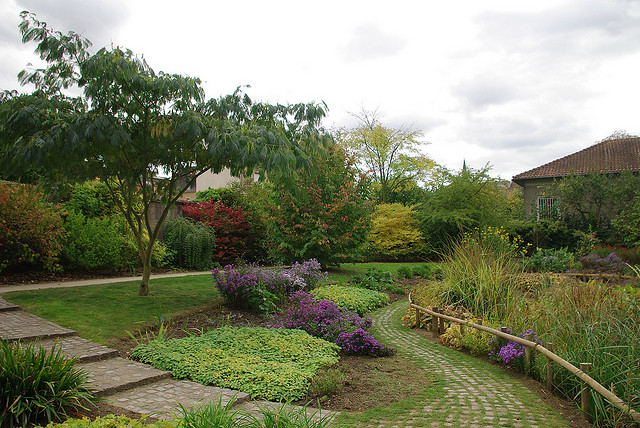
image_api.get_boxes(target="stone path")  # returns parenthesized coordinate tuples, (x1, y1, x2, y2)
(355, 300, 571, 428)
(0, 296, 337, 424)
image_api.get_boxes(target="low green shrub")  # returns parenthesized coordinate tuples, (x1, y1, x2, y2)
(412, 263, 443, 280)
(131, 327, 339, 402)
(396, 266, 412, 279)
(311, 285, 389, 316)
(351, 268, 404, 294)
(0, 340, 96, 428)
(162, 216, 215, 270)
(523, 248, 576, 273)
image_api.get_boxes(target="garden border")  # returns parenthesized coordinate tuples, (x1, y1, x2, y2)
(408, 294, 640, 423)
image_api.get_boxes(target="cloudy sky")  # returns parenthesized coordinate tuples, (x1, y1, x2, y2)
(2, 0, 640, 180)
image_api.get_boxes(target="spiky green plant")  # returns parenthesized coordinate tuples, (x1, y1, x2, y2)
(0, 340, 96, 427)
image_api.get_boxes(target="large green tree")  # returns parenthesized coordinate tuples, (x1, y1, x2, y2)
(340, 109, 436, 203)
(0, 12, 329, 295)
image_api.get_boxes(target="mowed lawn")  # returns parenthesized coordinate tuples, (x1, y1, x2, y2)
(2, 274, 218, 344)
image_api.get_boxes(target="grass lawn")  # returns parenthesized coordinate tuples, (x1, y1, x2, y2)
(2, 274, 218, 345)
(328, 262, 434, 283)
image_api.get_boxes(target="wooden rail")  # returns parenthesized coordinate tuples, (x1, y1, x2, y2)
(408, 297, 640, 423)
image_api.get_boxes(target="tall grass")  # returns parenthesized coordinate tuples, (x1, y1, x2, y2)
(437, 231, 523, 320)
(508, 279, 640, 425)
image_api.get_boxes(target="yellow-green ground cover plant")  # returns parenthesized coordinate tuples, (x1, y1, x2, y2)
(310, 284, 389, 316)
(131, 326, 339, 401)
(408, 226, 640, 426)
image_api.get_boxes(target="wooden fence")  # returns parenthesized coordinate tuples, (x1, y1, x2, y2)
(408, 297, 640, 423)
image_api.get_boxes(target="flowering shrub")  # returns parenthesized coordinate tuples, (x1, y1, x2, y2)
(489, 329, 539, 372)
(211, 260, 327, 314)
(579, 252, 628, 274)
(335, 328, 394, 357)
(266, 291, 393, 356)
(0, 182, 64, 273)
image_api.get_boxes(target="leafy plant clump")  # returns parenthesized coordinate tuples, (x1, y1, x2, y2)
(351, 268, 404, 293)
(42, 414, 174, 427)
(523, 247, 576, 273)
(311, 284, 389, 316)
(579, 252, 628, 274)
(0, 340, 96, 428)
(162, 216, 216, 270)
(131, 326, 339, 401)
(266, 291, 394, 356)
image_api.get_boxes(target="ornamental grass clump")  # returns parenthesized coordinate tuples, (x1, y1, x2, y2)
(439, 229, 522, 319)
(0, 340, 96, 428)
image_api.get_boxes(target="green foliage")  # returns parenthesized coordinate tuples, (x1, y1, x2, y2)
(396, 266, 413, 279)
(593, 245, 640, 265)
(367, 203, 425, 261)
(307, 368, 345, 399)
(340, 109, 436, 204)
(416, 165, 522, 255)
(268, 143, 374, 266)
(310, 285, 389, 316)
(612, 196, 640, 247)
(162, 216, 215, 270)
(523, 248, 576, 273)
(131, 327, 339, 402)
(351, 268, 404, 294)
(61, 211, 138, 271)
(0, 181, 65, 273)
(43, 415, 174, 427)
(173, 396, 239, 428)
(1, 13, 329, 295)
(242, 401, 335, 428)
(65, 180, 115, 218)
(0, 340, 96, 428)
(513, 219, 578, 251)
(410, 263, 443, 280)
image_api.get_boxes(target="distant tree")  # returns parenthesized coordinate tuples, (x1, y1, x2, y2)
(0, 12, 329, 295)
(416, 165, 520, 254)
(340, 109, 436, 203)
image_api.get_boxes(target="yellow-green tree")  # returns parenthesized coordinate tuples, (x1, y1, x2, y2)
(368, 203, 425, 261)
(340, 110, 436, 203)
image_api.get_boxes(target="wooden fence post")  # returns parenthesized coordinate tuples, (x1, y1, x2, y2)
(581, 363, 594, 423)
(415, 308, 422, 329)
(524, 333, 532, 375)
(500, 327, 509, 348)
(431, 307, 439, 338)
(546, 342, 554, 390)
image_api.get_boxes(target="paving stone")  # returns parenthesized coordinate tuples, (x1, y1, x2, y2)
(78, 357, 170, 396)
(0, 310, 75, 342)
(0, 297, 19, 312)
(107, 378, 250, 420)
(28, 336, 118, 362)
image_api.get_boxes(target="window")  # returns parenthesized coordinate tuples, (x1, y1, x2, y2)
(537, 197, 557, 220)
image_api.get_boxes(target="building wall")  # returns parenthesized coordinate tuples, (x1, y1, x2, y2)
(179, 168, 239, 201)
(519, 178, 554, 217)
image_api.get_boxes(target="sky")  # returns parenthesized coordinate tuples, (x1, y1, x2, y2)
(1, 0, 640, 181)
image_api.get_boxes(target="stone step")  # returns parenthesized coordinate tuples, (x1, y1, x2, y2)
(107, 378, 251, 420)
(239, 400, 340, 425)
(78, 357, 171, 397)
(0, 297, 20, 312)
(27, 336, 119, 363)
(0, 310, 75, 342)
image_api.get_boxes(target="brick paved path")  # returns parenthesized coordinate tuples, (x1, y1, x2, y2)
(0, 296, 336, 424)
(351, 300, 571, 428)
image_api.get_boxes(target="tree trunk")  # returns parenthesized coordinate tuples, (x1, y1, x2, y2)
(138, 249, 153, 296)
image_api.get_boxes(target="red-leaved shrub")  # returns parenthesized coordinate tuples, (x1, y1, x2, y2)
(0, 182, 65, 272)
(181, 199, 250, 262)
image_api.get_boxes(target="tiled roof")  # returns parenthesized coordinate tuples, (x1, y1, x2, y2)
(512, 136, 640, 183)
